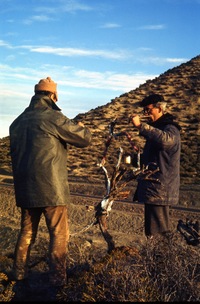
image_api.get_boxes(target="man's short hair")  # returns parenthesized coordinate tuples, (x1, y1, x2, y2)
(154, 101, 167, 112)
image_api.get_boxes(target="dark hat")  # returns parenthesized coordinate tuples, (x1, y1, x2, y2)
(140, 94, 164, 107)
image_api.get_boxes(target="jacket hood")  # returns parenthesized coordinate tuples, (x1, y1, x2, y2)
(28, 94, 61, 111)
(151, 113, 181, 131)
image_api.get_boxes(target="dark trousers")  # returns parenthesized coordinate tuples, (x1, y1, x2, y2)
(13, 206, 69, 286)
(144, 204, 170, 237)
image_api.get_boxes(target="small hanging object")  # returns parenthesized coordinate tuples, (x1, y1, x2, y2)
(124, 154, 131, 164)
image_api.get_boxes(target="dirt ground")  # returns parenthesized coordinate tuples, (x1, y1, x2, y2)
(0, 176, 200, 252)
(0, 176, 200, 301)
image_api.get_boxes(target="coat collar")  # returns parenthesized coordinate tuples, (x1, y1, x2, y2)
(28, 94, 61, 111)
(151, 113, 181, 131)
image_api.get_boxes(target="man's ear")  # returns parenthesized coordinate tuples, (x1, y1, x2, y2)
(50, 93, 58, 102)
(54, 92, 58, 101)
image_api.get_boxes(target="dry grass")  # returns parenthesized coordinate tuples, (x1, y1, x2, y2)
(0, 186, 199, 302)
(59, 236, 200, 302)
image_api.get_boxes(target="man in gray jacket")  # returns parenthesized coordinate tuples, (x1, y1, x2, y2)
(131, 94, 181, 238)
(9, 77, 92, 287)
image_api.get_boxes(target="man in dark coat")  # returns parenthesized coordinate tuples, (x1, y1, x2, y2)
(131, 94, 181, 238)
(9, 77, 92, 287)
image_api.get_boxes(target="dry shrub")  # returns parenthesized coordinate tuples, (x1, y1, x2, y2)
(0, 186, 199, 302)
(56, 234, 199, 302)
(0, 229, 199, 302)
(141, 233, 200, 302)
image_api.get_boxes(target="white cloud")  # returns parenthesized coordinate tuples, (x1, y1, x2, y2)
(0, 63, 156, 93)
(0, 40, 12, 48)
(100, 23, 121, 29)
(1, 38, 187, 67)
(29, 46, 130, 60)
(0, 39, 188, 66)
(23, 15, 55, 25)
(0, 39, 130, 60)
(71, 69, 156, 91)
(138, 56, 188, 65)
(35, 0, 93, 14)
(61, 0, 93, 12)
(165, 58, 187, 63)
(138, 24, 166, 30)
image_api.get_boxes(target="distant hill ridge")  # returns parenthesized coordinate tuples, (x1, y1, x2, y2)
(0, 55, 200, 184)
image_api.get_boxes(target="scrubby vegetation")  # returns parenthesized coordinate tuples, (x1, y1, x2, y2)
(0, 233, 199, 302)
(0, 187, 199, 302)
(55, 236, 200, 302)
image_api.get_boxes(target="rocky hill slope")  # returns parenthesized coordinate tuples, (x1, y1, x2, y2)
(72, 54, 200, 184)
(0, 55, 200, 185)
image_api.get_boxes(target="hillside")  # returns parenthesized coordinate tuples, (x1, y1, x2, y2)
(0, 55, 200, 186)
(72, 54, 200, 184)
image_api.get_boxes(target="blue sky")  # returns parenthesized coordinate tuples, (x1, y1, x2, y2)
(0, 0, 199, 138)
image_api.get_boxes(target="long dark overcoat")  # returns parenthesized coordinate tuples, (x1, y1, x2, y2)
(9, 94, 92, 208)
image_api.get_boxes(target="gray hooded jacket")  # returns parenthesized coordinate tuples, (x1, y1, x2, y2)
(9, 94, 92, 208)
